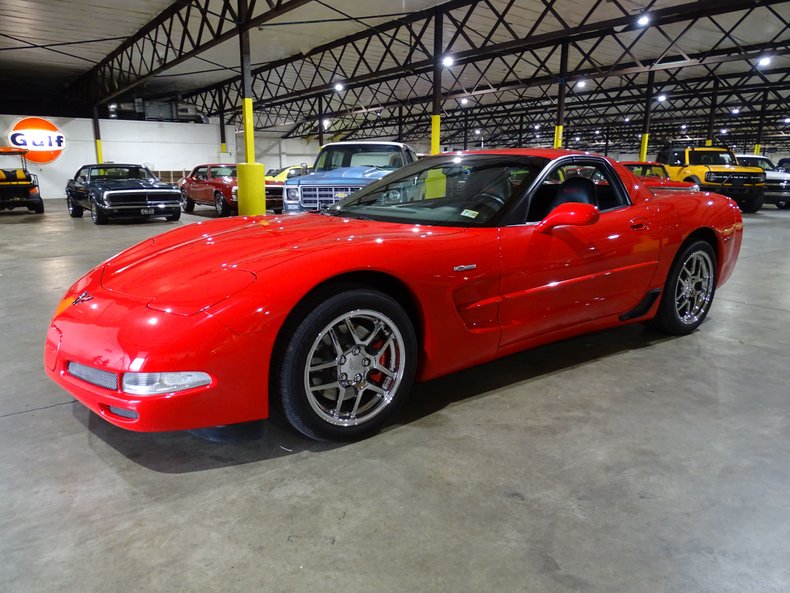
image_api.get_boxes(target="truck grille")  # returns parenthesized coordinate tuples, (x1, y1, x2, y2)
(705, 173, 764, 186)
(104, 189, 181, 208)
(299, 186, 363, 210)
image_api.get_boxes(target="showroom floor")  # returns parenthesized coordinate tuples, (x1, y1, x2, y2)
(1, 202, 788, 593)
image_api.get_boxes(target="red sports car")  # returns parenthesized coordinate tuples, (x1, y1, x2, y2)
(180, 163, 283, 216)
(620, 161, 699, 190)
(45, 149, 743, 441)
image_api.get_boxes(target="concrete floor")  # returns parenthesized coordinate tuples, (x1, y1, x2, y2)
(1, 201, 789, 593)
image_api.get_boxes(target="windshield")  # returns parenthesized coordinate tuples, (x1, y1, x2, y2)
(212, 166, 237, 177)
(325, 155, 545, 226)
(624, 164, 667, 178)
(738, 156, 775, 171)
(688, 150, 736, 166)
(89, 165, 157, 181)
(315, 145, 405, 172)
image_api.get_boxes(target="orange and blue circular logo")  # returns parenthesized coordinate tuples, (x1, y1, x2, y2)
(7, 117, 66, 164)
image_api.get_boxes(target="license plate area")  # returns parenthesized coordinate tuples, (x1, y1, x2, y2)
(140, 208, 155, 215)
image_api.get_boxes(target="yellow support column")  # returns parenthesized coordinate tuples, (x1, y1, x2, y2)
(237, 97, 267, 216)
(553, 125, 564, 149)
(95, 139, 103, 164)
(220, 142, 227, 153)
(705, 139, 713, 147)
(639, 133, 650, 162)
(753, 144, 761, 156)
(431, 114, 441, 155)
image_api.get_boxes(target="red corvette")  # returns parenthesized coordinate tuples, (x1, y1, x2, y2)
(621, 161, 699, 191)
(45, 149, 743, 441)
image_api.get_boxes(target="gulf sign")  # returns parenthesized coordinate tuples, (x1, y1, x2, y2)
(7, 117, 66, 164)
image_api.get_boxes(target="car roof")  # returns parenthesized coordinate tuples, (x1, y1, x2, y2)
(620, 161, 662, 166)
(321, 141, 410, 148)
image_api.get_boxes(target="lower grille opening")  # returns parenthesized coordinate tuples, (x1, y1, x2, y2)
(67, 361, 118, 390)
(108, 406, 139, 420)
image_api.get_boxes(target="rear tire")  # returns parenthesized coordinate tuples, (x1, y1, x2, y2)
(775, 199, 790, 210)
(31, 200, 44, 214)
(272, 287, 417, 441)
(215, 192, 231, 217)
(649, 240, 717, 335)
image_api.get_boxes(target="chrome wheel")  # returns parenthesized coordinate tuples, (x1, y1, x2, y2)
(674, 251, 714, 325)
(303, 309, 406, 427)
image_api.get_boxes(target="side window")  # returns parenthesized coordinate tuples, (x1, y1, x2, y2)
(671, 150, 683, 166)
(195, 167, 208, 180)
(75, 167, 89, 181)
(656, 149, 669, 164)
(527, 160, 629, 222)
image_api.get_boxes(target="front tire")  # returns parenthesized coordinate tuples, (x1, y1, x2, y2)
(215, 192, 231, 217)
(775, 198, 790, 210)
(650, 240, 717, 335)
(180, 191, 195, 213)
(67, 195, 83, 218)
(272, 288, 418, 441)
(90, 199, 108, 225)
(738, 194, 764, 213)
(166, 209, 181, 222)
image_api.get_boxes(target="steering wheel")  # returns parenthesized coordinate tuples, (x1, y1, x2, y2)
(468, 192, 505, 222)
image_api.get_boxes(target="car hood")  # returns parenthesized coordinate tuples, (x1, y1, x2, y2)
(701, 165, 763, 174)
(91, 179, 178, 192)
(99, 214, 462, 315)
(764, 170, 790, 182)
(284, 166, 393, 186)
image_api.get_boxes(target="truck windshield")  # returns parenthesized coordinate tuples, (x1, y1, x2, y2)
(315, 145, 404, 171)
(625, 164, 667, 178)
(325, 155, 545, 227)
(688, 151, 736, 166)
(738, 157, 776, 171)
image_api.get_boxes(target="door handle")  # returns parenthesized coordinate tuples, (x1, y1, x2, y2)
(629, 217, 649, 231)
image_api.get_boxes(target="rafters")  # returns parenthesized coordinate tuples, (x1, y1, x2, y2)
(71, 0, 315, 104)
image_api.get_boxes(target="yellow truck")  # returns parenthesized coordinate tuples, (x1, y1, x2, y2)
(655, 143, 765, 213)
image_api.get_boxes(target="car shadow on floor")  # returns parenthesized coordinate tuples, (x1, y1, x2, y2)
(77, 323, 674, 474)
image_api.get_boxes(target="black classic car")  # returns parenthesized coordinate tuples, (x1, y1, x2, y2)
(65, 163, 181, 225)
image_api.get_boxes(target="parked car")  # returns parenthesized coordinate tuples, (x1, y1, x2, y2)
(734, 154, 790, 209)
(620, 161, 699, 190)
(181, 163, 283, 215)
(655, 143, 765, 212)
(0, 147, 44, 214)
(265, 165, 311, 183)
(283, 141, 417, 212)
(65, 163, 181, 225)
(45, 149, 742, 441)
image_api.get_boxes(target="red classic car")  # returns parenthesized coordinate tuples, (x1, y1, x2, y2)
(620, 161, 699, 190)
(180, 163, 283, 216)
(45, 149, 743, 441)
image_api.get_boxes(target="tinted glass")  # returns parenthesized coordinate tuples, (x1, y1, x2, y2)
(688, 150, 736, 165)
(89, 166, 156, 180)
(325, 155, 544, 226)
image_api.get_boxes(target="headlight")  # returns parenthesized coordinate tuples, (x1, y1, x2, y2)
(286, 187, 300, 202)
(705, 172, 715, 182)
(122, 371, 211, 395)
(690, 184, 700, 191)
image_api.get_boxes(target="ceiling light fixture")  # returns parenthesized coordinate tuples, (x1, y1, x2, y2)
(442, 56, 454, 67)
(333, 82, 344, 92)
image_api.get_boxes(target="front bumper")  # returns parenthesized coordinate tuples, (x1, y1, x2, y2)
(700, 184, 763, 200)
(44, 285, 270, 432)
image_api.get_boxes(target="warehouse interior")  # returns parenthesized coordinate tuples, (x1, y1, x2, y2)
(1, 1, 789, 591)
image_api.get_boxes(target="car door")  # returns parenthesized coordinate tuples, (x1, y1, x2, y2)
(497, 157, 662, 348)
(70, 166, 91, 207)
(190, 166, 210, 203)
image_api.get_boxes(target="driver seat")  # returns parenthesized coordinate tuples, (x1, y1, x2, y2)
(545, 176, 598, 214)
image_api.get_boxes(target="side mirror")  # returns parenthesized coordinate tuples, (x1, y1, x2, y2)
(301, 162, 309, 176)
(536, 202, 600, 234)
